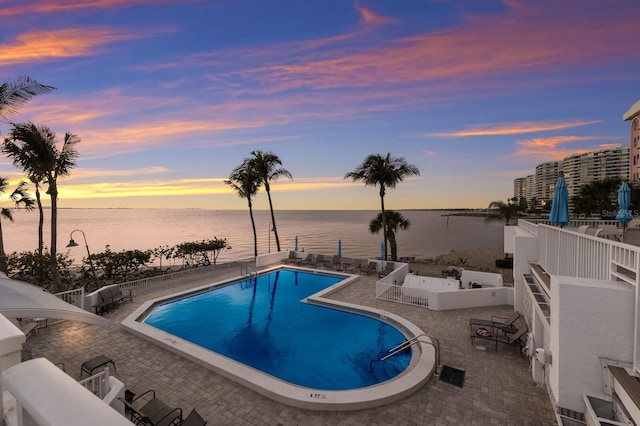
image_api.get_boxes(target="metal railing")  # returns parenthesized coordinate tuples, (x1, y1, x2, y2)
(115, 260, 251, 297)
(376, 282, 429, 307)
(370, 333, 440, 375)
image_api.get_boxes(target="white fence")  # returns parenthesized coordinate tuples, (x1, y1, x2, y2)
(78, 367, 110, 399)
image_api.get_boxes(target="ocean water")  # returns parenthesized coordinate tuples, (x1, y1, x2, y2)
(1, 209, 504, 263)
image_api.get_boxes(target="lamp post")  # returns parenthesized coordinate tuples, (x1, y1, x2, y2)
(268, 222, 272, 254)
(67, 229, 98, 286)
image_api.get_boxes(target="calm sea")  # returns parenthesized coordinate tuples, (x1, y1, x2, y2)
(2, 209, 504, 263)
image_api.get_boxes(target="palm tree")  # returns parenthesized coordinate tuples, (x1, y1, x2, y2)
(487, 200, 520, 225)
(226, 160, 262, 257)
(0, 179, 34, 273)
(247, 150, 292, 252)
(345, 153, 419, 259)
(571, 177, 622, 218)
(0, 77, 55, 122)
(3, 123, 79, 288)
(369, 211, 410, 261)
(2, 139, 47, 255)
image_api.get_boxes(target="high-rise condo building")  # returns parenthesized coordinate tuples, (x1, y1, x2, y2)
(624, 100, 640, 182)
(563, 145, 630, 202)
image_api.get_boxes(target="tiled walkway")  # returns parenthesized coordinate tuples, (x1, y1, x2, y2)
(25, 265, 557, 425)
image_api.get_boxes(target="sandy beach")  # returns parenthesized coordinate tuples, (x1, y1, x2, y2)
(408, 246, 513, 283)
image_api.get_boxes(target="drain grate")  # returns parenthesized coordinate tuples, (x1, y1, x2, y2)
(439, 365, 465, 388)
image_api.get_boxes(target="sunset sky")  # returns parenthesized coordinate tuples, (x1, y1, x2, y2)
(1, 0, 639, 210)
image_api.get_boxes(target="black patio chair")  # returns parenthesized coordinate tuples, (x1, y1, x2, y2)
(119, 389, 182, 426)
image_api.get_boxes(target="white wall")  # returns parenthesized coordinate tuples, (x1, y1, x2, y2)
(460, 270, 503, 288)
(549, 275, 634, 413)
(430, 287, 513, 310)
(511, 227, 538, 314)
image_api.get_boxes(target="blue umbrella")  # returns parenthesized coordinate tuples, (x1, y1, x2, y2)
(380, 241, 386, 260)
(294, 235, 298, 251)
(616, 182, 633, 231)
(549, 176, 569, 227)
(337, 240, 342, 257)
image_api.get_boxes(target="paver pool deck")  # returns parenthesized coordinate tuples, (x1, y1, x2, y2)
(24, 264, 557, 425)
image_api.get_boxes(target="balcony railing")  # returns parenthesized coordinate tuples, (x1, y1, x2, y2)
(520, 219, 640, 374)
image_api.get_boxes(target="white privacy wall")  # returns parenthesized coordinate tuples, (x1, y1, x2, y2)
(549, 275, 634, 412)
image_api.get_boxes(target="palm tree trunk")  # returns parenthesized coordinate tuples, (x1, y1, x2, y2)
(248, 198, 258, 257)
(265, 186, 281, 252)
(36, 185, 44, 255)
(0, 219, 7, 274)
(49, 181, 60, 289)
(379, 187, 388, 260)
(388, 231, 398, 261)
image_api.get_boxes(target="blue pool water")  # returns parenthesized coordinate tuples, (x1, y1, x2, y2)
(143, 269, 411, 390)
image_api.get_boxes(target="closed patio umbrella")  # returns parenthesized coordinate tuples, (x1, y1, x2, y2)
(294, 235, 298, 251)
(549, 175, 569, 228)
(337, 239, 342, 257)
(380, 241, 385, 260)
(616, 182, 633, 232)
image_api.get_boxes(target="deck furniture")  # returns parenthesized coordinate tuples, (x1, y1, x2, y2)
(378, 262, 394, 278)
(362, 262, 377, 275)
(331, 255, 343, 270)
(281, 251, 297, 264)
(181, 408, 207, 426)
(296, 253, 312, 264)
(120, 389, 182, 426)
(94, 285, 133, 314)
(468, 312, 520, 335)
(470, 326, 528, 354)
(81, 354, 116, 377)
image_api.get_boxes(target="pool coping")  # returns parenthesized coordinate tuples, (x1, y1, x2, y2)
(121, 265, 436, 411)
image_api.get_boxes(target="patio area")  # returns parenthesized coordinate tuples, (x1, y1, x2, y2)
(23, 264, 556, 425)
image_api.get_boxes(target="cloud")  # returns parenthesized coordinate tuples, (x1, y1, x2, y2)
(0, 0, 177, 17)
(512, 135, 620, 160)
(354, 4, 397, 26)
(212, 0, 637, 95)
(429, 120, 600, 137)
(0, 27, 165, 65)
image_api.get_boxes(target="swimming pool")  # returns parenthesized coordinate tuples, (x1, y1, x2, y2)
(142, 269, 409, 390)
(123, 266, 435, 410)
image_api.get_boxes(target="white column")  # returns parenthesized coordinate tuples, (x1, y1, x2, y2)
(0, 315, 26, 426)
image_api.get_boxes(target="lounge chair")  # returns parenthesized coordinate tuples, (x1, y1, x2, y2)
(470, 326, 528, 354)
(343, 259, 363, 273)
(330, 255, 342, 270)
(309, 254, 324, 267)
(296, 253, 311, 265)
(623, 228, 640, 246)
(281, 251, 297, 264)
(119, 390, 182, 426)
(181, 408, 207, 426)
(361, 261, 377, 275)
(468, 312, 520, 335)
(378, 262, 394, 278)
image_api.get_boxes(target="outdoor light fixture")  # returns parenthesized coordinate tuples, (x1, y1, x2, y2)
(67, 229, 98, 285)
